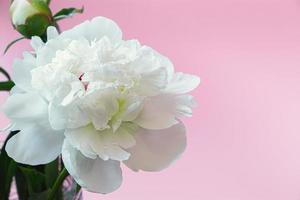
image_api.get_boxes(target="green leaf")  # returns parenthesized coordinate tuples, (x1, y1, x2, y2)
(53, 7, 84, 21)
(0, 67, 11, 81)
(15, 164, 47, 200)
(19, 166, 46, 194)
(45, 159, 59, 188)
(0, 81, 15, 91)
(76, 184, 81, 193)
(0, 131, 19, 200)
(15, 167, 29, 200)
(28, 189, 50, 200)
(3, 37, 26, 54)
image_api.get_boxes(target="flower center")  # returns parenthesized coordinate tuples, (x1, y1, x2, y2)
(78, 73, 88, 90)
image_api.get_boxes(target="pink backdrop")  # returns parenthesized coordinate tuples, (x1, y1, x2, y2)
(2, 0, 300, 199)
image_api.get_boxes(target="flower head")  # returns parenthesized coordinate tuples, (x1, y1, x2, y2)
(2, 17, 200, 193)
(10, 0, 53, 38)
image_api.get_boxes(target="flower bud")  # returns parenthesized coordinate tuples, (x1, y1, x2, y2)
(10, 0, 53, 38)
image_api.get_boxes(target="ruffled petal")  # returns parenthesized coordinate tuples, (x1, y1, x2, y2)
(83, 85, 119, 131)
(36, 37, 70, 66)
(60, 17, 122, 42)
(134, 67, 168, 96)
(132, 46, 174, 82)
(48, 82, 89, 130)
(124, 122, 186, 171)
(5, 124, 64, 165)
(62, 140, 123, 193)
(165, 72, 200, 94)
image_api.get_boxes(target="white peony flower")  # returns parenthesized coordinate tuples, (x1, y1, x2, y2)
(2, 17, 200, 193)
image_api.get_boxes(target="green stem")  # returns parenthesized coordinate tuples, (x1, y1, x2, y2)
(47, 168, 68, 200)
(76, 184, 81, 193)
(0, 81, 14, 91)
(0, 67, 11, 81)
(3, 37, 25, 55)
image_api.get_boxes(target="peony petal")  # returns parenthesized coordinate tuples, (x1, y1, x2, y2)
(47, 26, 59, 40)
(134, 95, 178, 130)
(62, 140, 123, 193)
(11, 54, 36, 91)
(165, 72, 200, 94)
(124, 122, 186, 171)
(48, 84, 90, 130)
(60, 17, 122, 42)
(83, 86, 119, 131)
(36, 38, 70, 66)
(49, 101, 90, 130)
(132, 46, 174, 82)
(10, 86, 24, 94)
(174, 95, 198, 117)
(134, 94, 197, 129)
(2, 92, 47, 120)
(30, 36, 44, 51)
(6, 124, 64, 165)
(122, 98, 144, 122)
(48, 102, 67, 130)
(64, 124, 134, 161)
(135, 67, 168, 96)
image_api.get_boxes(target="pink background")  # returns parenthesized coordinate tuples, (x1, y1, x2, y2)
(2, 0, 300, 199)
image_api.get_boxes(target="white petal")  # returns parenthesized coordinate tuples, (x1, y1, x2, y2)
(49, 96, 90, 130)
(60, 17, 122, 42)
(6, 124, 64, 165)
(22, 51, 35, 61)
(132, 46, 174, 82)
(61, 81, 85, 106)
(174, 95, 197, 117)
(134, 95, 178, 130)
(36, 38, 70, 66)
(65, 124, 134, 161)
(48, 102, 67, 130)
(124, 122, 186, 171)
(30, 36, 44, 51)
(159, 54, 174, 82)
(48, 84, 90, 130)
(165, 72, 200, 94)
(12, 54, 35, 91)
(47, 26, 59, 40)
(134, 94, 197, 129)
(113, 123, 137, 149)
(2, 92, 47, 120)
(83, 86, 119, 130)
(62, 140, 123, 193)
(135, 67, 168, 96)
(122, 98, 144, 122)
(10, 86, 24, 94)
